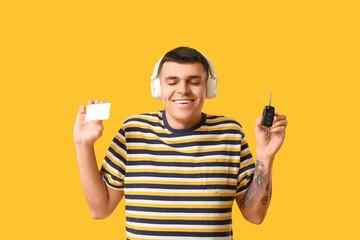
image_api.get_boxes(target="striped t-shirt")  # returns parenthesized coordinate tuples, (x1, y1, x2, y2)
(100, 110, 255, 240)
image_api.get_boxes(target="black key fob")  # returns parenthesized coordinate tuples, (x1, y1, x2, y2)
(262, 105, 275, 127)
(262, 93, 275, 127)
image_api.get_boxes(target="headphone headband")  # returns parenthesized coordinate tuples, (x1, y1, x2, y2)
(151, 51, 217, 80)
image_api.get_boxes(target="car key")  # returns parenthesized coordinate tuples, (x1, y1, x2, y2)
(262, 93, 275, 137)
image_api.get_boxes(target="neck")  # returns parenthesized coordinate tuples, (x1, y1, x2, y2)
(165, 111, 203, 130)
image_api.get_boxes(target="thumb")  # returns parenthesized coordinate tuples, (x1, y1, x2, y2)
(76, 105, 86, 121)
(255, 113, 264, 132)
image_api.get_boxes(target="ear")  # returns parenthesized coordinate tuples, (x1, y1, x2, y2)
(206, 77, 217, 99)
(151, 78, 162, 100)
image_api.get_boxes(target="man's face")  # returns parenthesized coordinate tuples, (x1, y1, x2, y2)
(160, 61, 207, 129)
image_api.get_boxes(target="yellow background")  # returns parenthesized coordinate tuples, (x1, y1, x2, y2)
(1, 0, 359, 239)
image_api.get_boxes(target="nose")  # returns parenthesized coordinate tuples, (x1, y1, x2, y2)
(177, 81, 190, 95)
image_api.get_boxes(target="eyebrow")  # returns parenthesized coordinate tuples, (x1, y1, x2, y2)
(165, 75, 202, 80)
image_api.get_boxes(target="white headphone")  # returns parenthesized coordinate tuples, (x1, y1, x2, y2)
(150, 51, 218, 100)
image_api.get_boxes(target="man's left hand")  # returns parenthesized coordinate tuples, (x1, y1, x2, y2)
(255, 110, 288, 160)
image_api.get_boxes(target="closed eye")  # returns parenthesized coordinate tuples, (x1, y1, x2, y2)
(190, 81, 200, 85)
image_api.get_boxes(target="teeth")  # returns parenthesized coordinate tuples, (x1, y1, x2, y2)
(174, 100, 192, 104)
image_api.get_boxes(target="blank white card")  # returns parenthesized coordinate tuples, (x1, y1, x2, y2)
(85, 103, 111, 121)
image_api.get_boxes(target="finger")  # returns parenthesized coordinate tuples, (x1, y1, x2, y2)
(79, 105, 85, 114)
(76, 105, 86, 121)
(94, 99, 100, 104)
(274, 115, 287, 122)
(275, 110, 279, 116)
(270, 126, 286, 133)
(255, 113, 263, 124)
(99, 100, 105, 104)
(272, 119, 288, 128)
(88, 99, 94, 105)
(255, 113, 264, 132)
(95, 119, 103, 125)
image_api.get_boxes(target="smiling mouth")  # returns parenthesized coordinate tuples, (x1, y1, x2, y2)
(172, 99, 195, 104)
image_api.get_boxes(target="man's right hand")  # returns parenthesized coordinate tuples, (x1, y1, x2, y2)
(73, 99, 105, 147)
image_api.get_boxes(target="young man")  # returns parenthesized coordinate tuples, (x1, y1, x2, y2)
(73, 47, 288, 239)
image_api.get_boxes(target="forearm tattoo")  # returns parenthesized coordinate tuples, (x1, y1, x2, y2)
(239, 160, 271, 209)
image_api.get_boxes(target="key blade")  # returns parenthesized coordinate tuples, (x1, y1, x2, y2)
(269, 92, 272, 106)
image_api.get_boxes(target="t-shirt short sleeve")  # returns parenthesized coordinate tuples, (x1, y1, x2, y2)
(99, 126, 127, 191)
(236, 129, 255, 196)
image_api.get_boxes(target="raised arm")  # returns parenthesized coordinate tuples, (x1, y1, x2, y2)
(73, 99, 123, 219)
(235, 110, 287, 224)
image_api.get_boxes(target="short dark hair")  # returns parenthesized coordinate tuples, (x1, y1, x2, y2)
(158, 46, 209, 78)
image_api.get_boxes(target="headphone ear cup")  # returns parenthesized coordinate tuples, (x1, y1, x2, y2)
(151, 78, 162, 100)
(206, 77, 217, 99)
